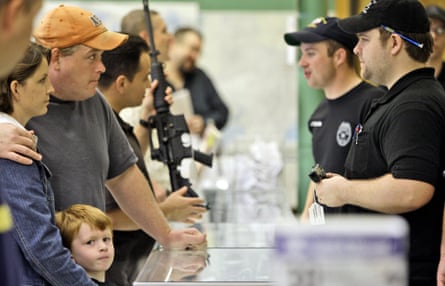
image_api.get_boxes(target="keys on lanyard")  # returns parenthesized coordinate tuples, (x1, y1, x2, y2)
(309, 190, 325, 225)
(308, 163, 326, 225)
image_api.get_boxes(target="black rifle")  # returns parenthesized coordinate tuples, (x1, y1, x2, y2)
(140, 0, 213, 200)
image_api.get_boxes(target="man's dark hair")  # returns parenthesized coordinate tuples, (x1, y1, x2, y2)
(99, 34, 150, 89)
(379, 28, 433, 63)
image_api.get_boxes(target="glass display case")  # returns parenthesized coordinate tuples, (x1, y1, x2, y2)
(134, 222, 279, 285)
(134, 187, 295, 285)
(134, 247, 274, 286)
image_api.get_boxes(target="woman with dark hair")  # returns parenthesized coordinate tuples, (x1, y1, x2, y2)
(0, 42, 97, 286)
(0, 42, 51, 123)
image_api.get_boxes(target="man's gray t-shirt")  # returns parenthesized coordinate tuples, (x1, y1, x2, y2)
(27, 91, 137, 211)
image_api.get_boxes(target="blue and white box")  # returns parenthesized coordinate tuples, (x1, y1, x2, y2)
(274, 215, 408, 286)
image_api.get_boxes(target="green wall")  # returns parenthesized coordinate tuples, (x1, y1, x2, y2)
(174, 0, 296, 10)
(53, 0, 297, 10)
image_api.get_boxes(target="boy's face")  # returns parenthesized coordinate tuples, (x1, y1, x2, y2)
(70, 222, 114, 276)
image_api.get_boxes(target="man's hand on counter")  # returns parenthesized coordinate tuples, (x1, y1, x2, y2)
(164, 227, 207, 250)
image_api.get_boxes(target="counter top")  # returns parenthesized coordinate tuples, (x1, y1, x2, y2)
(134, 247, 274, 286)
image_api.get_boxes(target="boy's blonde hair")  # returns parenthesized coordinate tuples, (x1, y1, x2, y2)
(55, 204, 113, 250)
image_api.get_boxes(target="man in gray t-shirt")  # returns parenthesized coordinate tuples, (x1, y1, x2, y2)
(25, 4, 205, 250)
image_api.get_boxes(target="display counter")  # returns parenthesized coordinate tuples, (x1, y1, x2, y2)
(133, 188, 408, 286)
(134, 247, 274, 286)
(134, 217, 409, 286)
(133, 222, 279, 286)
(134, 187, 295, 285)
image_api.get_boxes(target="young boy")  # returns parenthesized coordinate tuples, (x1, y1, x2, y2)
(56, 204, 115, 286)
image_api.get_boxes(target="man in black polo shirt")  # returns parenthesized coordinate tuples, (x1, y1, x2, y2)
(313, 1, 445, 286)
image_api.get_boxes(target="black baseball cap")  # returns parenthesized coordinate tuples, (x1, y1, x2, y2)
(338, 0, 430, 34)
(284, 16, 358, 52)
(426, 5, 445, 25)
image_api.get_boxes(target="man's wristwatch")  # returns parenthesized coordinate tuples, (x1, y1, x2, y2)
(139, 119, 149, 129)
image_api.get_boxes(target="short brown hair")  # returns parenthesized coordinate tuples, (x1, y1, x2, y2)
(326, 39, 355, 68)
(55, 204, 113, 250)
(121, 9, 159, 35)
(378, 27, 433, 63)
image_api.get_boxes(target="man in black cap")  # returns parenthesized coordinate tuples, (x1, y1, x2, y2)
(312, 1, 445, 286)
(283, 16, 384, 222)
(426, 5, 445, 88)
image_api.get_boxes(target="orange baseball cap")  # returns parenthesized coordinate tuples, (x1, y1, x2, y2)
(34, 4, 128, 50)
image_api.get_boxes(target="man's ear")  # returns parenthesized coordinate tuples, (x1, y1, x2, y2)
(50, 48, 61, 70)
(115, 74, 127, 94)
(334, 48, 347, 67)
(390, 34, 404, 55)
(139, 30, 149, 44)
(1, 0, 24, 35)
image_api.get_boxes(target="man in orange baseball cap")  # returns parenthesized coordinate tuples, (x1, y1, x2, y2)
(30, 2, 207, 257)
(33, 4, 128, 101)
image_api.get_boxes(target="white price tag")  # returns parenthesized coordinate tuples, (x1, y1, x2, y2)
(309, 200, 325, 225)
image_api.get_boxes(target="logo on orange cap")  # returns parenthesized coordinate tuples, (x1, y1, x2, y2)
(90, 14, 102, 27)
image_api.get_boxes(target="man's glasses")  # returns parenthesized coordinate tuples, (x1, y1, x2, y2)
(431, 26, 445, 36)
(380, 25, 424, 49)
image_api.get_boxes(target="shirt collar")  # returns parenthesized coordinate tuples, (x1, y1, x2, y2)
(365, 68, 435, 120)
(0, 112, 25, 130)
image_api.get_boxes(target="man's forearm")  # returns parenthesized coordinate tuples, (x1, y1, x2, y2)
(106, 164, 171, 246)
(106, 208, 140, 231)
(134, 123, 150, 155)
(342, 174, 434, 213)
